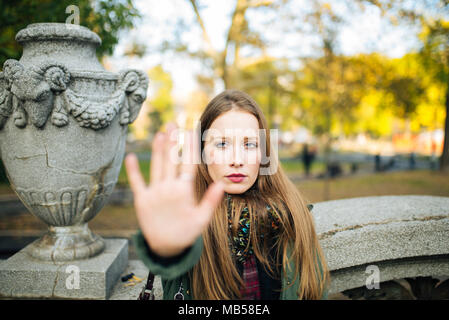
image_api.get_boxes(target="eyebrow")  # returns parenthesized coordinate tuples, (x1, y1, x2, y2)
(210, 136, 258, 140)
(209, 136, 259, 143)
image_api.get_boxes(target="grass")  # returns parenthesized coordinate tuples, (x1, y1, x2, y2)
(295, 169, 449, 204)
(117, 159, 150, 186)
(279, 160, 325, 175)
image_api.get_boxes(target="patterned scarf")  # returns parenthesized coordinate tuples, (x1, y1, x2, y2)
(226, 194, 281, 299)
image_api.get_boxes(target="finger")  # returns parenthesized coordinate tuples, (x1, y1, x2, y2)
(192, 124, 201, 165)
(163, 122, 179, 180)
(179, 130, 196, 178)
(196, 181, 225, 227)
(150, 132, 165, 185)
(125, 153, 146, 193)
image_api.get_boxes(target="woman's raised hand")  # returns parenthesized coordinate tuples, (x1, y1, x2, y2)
(125, 123, 224, 257)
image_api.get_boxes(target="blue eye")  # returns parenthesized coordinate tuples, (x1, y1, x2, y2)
(245, 142, 258, 148)
(215, 141, 228, 148)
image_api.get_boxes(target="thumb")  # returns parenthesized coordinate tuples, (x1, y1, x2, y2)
(196, 181, 225, 226)
(125, 153, 145, 193)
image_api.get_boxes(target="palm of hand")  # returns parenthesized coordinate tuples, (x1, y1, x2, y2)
(134, 180, 202, 255)
(125, 123, 224, 257)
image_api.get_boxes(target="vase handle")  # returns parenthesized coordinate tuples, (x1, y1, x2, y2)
(118, 69, 149, 125)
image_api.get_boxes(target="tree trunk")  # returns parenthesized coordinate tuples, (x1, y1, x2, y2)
(440, 80, 449, 172)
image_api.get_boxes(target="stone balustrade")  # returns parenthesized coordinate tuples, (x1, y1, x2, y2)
(313, 195, 449, 296)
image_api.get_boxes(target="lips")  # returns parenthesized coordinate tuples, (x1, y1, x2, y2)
(226, 174, 246, 178)
(226, 173, 246, 183)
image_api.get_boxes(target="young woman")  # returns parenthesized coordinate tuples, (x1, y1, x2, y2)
(125, 89, 330, 300)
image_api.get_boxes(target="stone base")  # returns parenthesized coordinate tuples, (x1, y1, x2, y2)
(27, 224, 106, 262)
(0, 238, 128, 299)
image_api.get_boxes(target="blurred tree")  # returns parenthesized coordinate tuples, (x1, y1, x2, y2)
(184, 89, 210, 129)
(144, 0, 447, 169)
(123, 41, 147, 58)
(152, 0, 291, 128)
(0, 0, 141, 67)
(231, 1, 366, 133)
(384, 52, 446, 133)
(182, 0, 278, 90)
(420, 20, 449, 170)
(289, 1, 348, 200)
(353, 88, 396, 137)
(351, 52, 445, 137)
(157, 0, 380, 135)
(294, 53, 383, 138)
(232, 57, 292, 129)
(385, 66, 425, 118)
(146, 65, 175, 136)
(363, 0, 449, 170)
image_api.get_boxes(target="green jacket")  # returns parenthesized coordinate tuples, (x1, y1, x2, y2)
(133, 230, 328, 300)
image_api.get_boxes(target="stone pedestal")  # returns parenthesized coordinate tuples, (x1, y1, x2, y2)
(0, 238, 128, 299)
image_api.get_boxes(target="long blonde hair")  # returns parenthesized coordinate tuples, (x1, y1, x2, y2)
(191, 89, 329, 299)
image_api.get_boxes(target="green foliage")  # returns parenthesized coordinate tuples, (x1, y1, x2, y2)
(212, 50, 445, 138)
(147, 65, 175, 134)
(362, 0, 449, 170)
(234, 52, 431, 138)
(232, 58, 292, 129)
(384, 55, 428, 119)
(0, 0, 141, 67)
(419, 20, 449, 170)
(419, 20, 449, 86)
(291, 53, 376, 137)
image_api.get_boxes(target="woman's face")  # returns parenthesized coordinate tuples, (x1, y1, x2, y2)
(203, 109, 261, 194)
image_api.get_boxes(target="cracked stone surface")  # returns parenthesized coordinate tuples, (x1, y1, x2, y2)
(312, 195, 449, 293)
(0, 115, 126, 231)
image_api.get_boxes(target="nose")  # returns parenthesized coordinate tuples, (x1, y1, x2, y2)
(230, 145, 244, 168)
(231, 160, 243, 168)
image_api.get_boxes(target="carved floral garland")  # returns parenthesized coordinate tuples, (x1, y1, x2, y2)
(0, 60, 148, 130)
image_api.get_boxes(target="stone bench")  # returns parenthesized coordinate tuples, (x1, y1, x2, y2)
(110, 195, 449, 299)
(314, 195, 449, 296)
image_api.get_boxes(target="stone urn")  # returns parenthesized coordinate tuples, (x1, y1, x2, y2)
(0, 23, 148, 261)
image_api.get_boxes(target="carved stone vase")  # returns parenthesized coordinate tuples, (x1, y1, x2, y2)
(0, 23, 148, 261)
